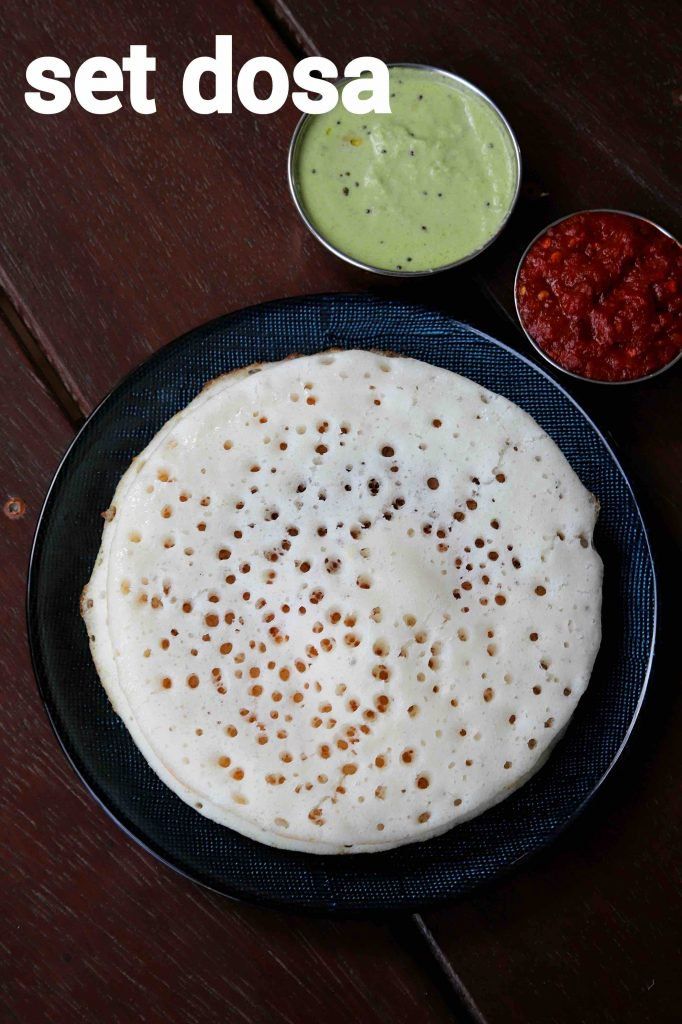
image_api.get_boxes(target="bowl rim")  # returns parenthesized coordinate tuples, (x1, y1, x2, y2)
(514, 208, 682, 385)
(287, 62, 522, 278)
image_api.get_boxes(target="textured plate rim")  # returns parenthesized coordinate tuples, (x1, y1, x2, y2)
(26, 293, 657, 912)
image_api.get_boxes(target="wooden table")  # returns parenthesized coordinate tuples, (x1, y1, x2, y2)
(1, 2, 679, 1021)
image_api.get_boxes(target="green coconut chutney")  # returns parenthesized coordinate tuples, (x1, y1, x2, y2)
(294, 66, 519, 271)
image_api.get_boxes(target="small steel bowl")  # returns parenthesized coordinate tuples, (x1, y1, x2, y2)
(288, 63, 522, 277)
(515, 209, 682, 385)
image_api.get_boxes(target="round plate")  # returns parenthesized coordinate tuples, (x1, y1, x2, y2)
(28, 294, 656, 911)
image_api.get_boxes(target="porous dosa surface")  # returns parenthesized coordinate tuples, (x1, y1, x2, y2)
(82, 350, 602, 853)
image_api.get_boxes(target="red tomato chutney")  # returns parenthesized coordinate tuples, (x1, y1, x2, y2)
(516, 211, 681, 381)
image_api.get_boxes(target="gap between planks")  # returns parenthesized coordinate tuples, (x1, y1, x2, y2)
(0, 289, 84, 428)
(411, 915, 488, 1024)
(253, 0, 317, 59)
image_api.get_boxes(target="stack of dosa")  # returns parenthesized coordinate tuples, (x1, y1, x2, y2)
(82, 351, 602, 853)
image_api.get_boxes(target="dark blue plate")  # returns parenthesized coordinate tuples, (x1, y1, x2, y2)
(27, 294, 656, 910)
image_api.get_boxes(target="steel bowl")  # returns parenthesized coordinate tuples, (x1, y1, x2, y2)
(287, 63, 522, 277)
(514, 209, 682, 385)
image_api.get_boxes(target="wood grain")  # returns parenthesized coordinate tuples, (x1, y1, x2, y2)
(0, 318, 460, 1023)
(2, 0, 680, 1020)
(0, 0, 480, 416)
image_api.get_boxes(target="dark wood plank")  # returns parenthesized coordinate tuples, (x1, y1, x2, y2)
(0, 322, 460, 1024)
(267, 0, 681, 321)
(267, 0, 678, 207)
(3, 0, 680, 1019)
(0, 0, 356, 413)
(0, 0, 494, 419)
(0, 0, 488, 418)
(261, 2, 682, 1021)
(0, 0, 495, 421)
